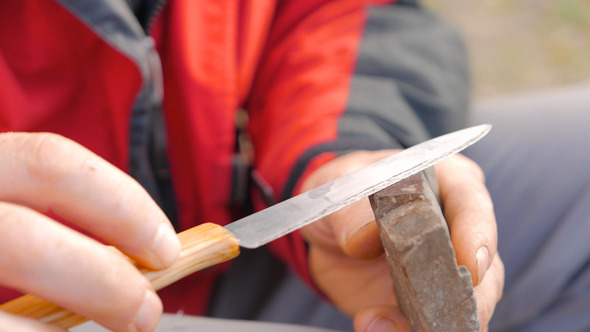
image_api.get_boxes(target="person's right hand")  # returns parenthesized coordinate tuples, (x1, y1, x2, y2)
(0, 132, 181, 332)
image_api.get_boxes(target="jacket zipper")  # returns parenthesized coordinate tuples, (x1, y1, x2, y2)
(146, 0, 168, 34)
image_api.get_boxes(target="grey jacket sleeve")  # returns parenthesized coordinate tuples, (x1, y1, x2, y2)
(282, 1, 471, 199)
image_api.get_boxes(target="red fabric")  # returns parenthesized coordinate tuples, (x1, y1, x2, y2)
(153, 0, 372, 313)
(0, 1, 140, 169)
(266, 151, 337, 297)
(0, 0, 141, 307)
(0, 0, 395, 316)
(245, 1, 368, 291)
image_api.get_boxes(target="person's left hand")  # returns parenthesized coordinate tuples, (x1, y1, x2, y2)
(299, 150, 504, 332)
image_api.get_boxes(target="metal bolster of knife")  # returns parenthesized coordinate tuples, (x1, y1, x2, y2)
(369, 168, 480, 332)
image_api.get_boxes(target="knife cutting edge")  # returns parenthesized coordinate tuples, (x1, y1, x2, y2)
(0, 124, 491, 328)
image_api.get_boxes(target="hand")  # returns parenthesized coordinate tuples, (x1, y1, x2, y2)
(300, 150, 504, 332)
(0, 133, 181, 331)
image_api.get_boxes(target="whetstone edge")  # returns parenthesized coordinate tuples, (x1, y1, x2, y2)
(369, 169, 480, 331)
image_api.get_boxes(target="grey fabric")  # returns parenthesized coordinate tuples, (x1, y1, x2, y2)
(74, 314, 344, 332)
(343, 3, 470, 147)
(463, 85, 590, 332)
(283, 2, 471, 198)
(207, 246, 354, 331)
(55, 0, 169, 213)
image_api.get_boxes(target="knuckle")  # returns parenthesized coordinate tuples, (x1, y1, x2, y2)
(31, 132, 69, 164)
(478, 299, 495, 328)
(445, 154, 486, 183)
(494, 255, 505, 301)
(24, 133, 76, 184)
(472, 184, 495, 213)
(460, 154, 486, 182)
(470, 163, 486, 183)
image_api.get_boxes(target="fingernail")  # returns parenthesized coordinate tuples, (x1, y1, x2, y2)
(152, 224, 181, 267)
(135, 290, 162, 332)
(368, 317, 399, 332)
(476, 246, 490, 285)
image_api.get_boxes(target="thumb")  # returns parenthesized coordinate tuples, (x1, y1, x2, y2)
(329, 198, 383, 259)
(354, 305, 410, 332)
(300, 197, 383, 259)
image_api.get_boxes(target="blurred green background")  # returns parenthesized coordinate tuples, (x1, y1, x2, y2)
(423, 0, 590, 100)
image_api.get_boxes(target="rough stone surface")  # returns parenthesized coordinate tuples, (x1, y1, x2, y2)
(369, 169, 480, 332)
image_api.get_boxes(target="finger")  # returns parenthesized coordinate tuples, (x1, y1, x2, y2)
(475, 254, 505, 331)
(300, 150, 399, 258)
(436, 155, 497, 286)
(301, 198, 381, 258)
(328, 199, 383, 259)
(308, 246, 396, 315)
(0, 132, 180, 269)
(354, 305, 410, 332)
(0, 310, 66, 332)
(0, 202, 162, 332)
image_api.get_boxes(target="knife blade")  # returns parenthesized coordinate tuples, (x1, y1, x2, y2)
(0, 124, 490, 328)
(227, 124, 490, 248)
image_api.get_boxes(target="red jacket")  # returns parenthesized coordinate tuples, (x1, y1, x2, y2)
(1, 0, 470, 317)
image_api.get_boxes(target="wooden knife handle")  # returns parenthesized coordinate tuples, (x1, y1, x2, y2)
(0, 222, 240, 328)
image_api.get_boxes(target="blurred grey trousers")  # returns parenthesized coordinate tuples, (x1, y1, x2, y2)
(208, 85, 590, 332)
(466, 85, 590, 332)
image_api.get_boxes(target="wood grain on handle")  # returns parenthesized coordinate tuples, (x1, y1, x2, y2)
(0, 222, 240, 328)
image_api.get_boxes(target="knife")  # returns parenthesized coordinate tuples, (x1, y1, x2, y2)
(0, 124, 490, 328)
